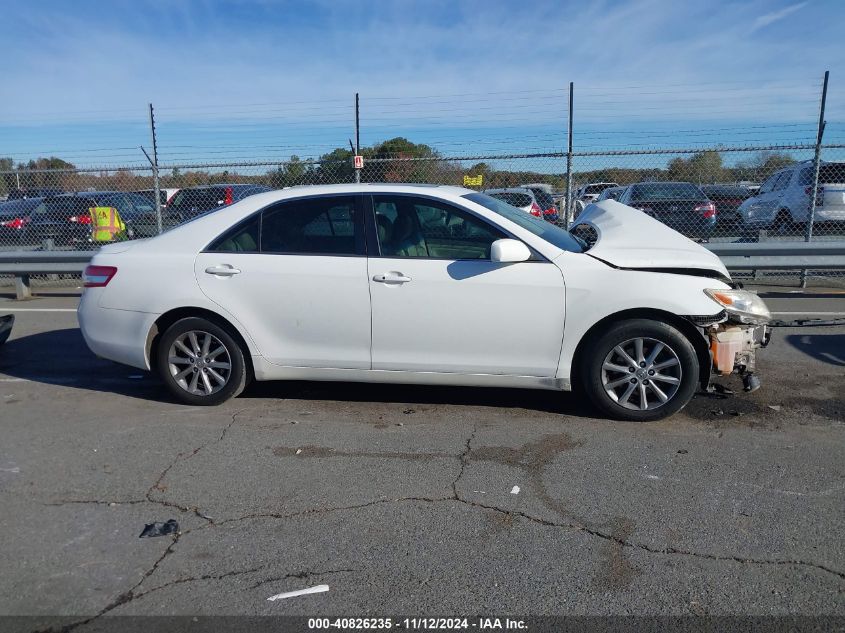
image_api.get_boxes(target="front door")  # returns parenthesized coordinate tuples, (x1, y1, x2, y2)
(195, 194, 371, 369)
(367, 194, 566, 376)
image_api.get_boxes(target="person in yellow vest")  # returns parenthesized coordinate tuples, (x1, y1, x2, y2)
(89, 206, 127, 243)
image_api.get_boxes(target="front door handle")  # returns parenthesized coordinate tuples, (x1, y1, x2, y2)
(373, 272, 412, 284)
(205, 265, 241, 276)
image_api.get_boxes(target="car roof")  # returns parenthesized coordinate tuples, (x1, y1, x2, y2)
(175, 183, 270, 190)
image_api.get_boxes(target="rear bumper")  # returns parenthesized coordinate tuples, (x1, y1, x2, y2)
(77, 292, 157, 370)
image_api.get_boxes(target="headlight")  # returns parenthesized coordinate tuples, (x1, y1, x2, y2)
(704, 289, 771, 324)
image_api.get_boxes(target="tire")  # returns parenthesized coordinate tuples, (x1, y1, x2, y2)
(580, 319, 699, 422)
(156, 317, 248, 406)
(772, 209, 794, 236)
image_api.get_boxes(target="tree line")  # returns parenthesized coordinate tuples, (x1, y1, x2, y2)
(1, 143, 798, 198)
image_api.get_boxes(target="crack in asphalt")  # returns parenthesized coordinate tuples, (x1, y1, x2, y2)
(144, 408, 247, 523)
(39, 414, 843, 630)
(451, 422, 478, 499)
(249, 568, 356, 590)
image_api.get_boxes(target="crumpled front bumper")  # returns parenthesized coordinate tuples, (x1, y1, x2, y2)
(709, 323, 770, 376)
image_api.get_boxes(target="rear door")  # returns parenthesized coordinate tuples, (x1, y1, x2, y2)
(367, 194, 565, 376)
(195, 194, 372, 369)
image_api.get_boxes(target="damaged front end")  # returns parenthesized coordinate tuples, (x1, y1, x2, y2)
(696, 289, 772, 393)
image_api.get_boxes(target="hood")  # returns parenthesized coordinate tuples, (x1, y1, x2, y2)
(574, 200, 730, 279)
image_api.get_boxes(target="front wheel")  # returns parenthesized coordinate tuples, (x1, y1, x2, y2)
(580, 319, 699, 421)
(156, 317, 248, 406)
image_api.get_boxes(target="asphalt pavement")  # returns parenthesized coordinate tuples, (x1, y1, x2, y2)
(0, 290, 843, 629)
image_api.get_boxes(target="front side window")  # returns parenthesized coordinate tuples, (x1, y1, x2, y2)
(261, 195, 363, 255)
(758, 172, 780, 194)
(373, 195, 505, 259)
(462, 192, 584, 253)
(773, 171, 792, 191)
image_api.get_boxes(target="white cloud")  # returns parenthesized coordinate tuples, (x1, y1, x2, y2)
(750, 1, 808, 32)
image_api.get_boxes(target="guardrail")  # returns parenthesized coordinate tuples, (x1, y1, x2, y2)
(704, 241, 845, 271)
(1, 243, 844, 300)
(0, 251, 95, 299)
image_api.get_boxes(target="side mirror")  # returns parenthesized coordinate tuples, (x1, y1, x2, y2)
(491, 238, 531, 263)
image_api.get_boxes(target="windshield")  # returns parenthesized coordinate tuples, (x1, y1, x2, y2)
(488, 192, 531, 207)
(462, 192, 584, 253)
(629, 183, 705, 201)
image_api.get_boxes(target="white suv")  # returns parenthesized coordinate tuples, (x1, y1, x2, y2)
(739, 161, 845, 234)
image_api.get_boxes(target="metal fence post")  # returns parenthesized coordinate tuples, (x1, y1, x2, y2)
(354, 93, 361, 184)
(148, 103, 163, 234)
(564, 82, 574, 227)
(801, 71, 829, 287)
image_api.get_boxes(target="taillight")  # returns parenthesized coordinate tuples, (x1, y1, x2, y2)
(0, 217, 27, 230)
(543, 207, 557, 216)
(530, 201, 542, 217)
(69, 215, 92, 224)
(83, 265, 118, 288)
(695, 202, 717, 219)
(224, 187, 234, 205)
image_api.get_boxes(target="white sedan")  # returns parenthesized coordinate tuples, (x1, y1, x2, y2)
(78, 185, 771, 421)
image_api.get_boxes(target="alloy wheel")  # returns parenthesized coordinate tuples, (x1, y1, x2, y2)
(167, 330, 232, 396)
(601, 337, 682, 411)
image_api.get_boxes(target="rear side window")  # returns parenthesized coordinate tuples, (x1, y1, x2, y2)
(261, 196, 363, 255)
(531, 189, 555, 209)
(208, 215, 261, 252)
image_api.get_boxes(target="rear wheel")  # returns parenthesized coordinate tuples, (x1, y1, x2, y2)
(156, 317, 248, 406)
(580, 319, 699, 421)
(772, 209, 795, 236)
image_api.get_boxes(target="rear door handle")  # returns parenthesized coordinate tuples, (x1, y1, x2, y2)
(373, 272, 412, 284)
(205, 265, 241, 276)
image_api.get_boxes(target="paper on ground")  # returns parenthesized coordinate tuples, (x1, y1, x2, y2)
(510, 485, 520, 494)
(267, 584, 329, 601)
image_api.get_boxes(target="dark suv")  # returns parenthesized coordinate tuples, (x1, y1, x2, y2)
(128, 184, 272, 236)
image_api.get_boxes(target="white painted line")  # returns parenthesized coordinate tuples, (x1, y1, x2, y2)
(0, 308, 77, 312)
(267, 584, 329, 601)
(771, 311, 845, 316)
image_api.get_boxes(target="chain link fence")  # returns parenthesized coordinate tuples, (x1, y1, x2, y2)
(1, 144, 844, 288)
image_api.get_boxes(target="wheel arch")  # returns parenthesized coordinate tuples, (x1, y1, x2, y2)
(146, 306, 255, 379)
(570, 308, 711, 391)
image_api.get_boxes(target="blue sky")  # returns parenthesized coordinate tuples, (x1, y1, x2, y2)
(1, 0, 843, 169)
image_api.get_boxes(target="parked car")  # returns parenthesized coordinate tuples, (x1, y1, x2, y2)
(24, 192, 156, 247)
(738, 161, 845, 235)
(128, 184, 273, 237)
(521, 185, 560, 223)
(134, 188, 181, 208)
(0, 197, 44, 244)
(700, 185, 755, 231)
(576, 182, 619, 205)
(6, 187, 64, 200)
(166, 184, 272, 220)
(78, 184, 770, 421)
(483, 187, 557, 223)
(0, 314, 13, 346)
(616, 182, 716, 239)
(596, 186, 626, 202)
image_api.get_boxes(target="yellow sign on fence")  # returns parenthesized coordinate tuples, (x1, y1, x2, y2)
(463, 174, 483, 187)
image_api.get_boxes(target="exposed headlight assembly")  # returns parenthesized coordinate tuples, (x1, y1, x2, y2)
(704, 289, 771, 325)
